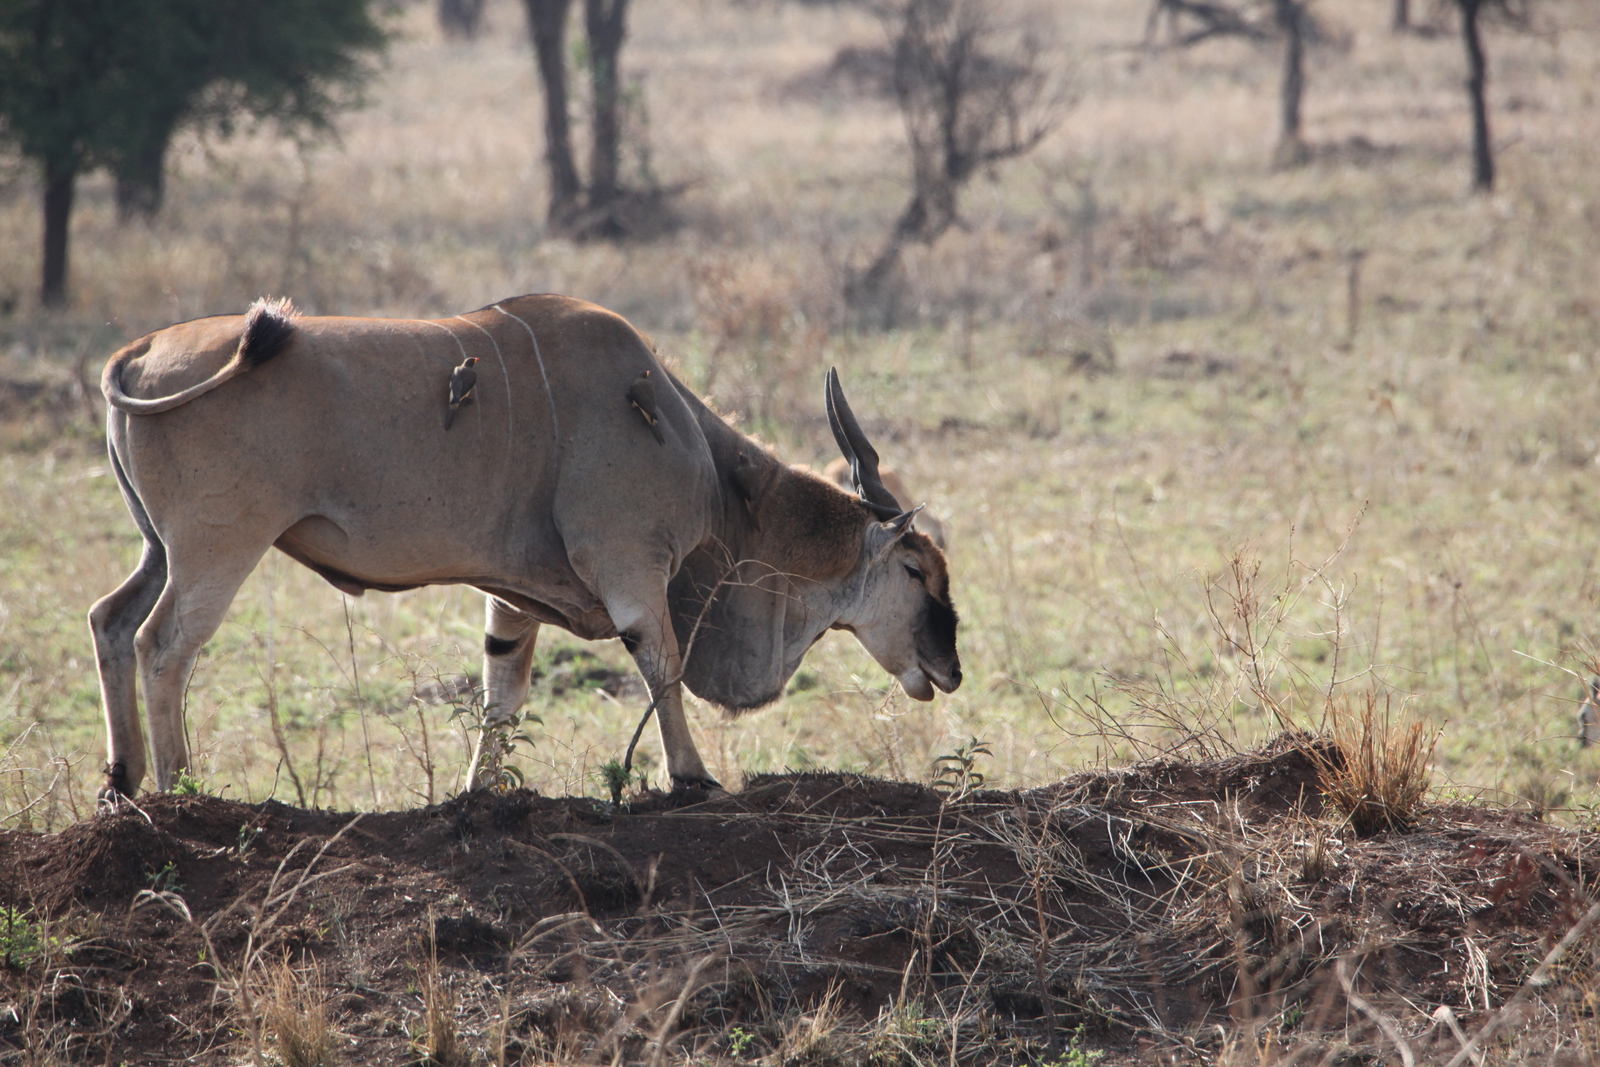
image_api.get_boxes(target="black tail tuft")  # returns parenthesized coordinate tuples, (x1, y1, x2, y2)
(238, 296, 299, 368)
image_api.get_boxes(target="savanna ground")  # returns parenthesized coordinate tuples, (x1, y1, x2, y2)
(2, 0, 1600, 1061)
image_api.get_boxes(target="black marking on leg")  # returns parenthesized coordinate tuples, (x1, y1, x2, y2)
(103, 760, 132, 798)
(485, 634, 521, 657)
(619, 631, 640, 655)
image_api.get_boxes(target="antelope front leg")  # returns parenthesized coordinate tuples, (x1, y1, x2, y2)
(645, 675, 718, 791)
(607, 596, 719, 791)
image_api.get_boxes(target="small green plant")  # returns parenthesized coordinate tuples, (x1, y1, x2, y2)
(932, 737, 992, 797)
(598, 758, 634, 807)
(1043, 1025, 1104, 1067)
(787, 669, 820, 694)
(236, 822, 263, 861)
(728, 1025, 758, 1057)
(0, 906, 45, 968)
(172, 769, 207, 796)
(450, 691, 542, 791)
(147, 861, 183, 894)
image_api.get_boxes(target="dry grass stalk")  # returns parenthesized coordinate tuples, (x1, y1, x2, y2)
(262, 956, 338, 1067)
(1298, 826, 1327, 884)
(772, 981, 848, 1065)
(415, 923, 466, 1067)
(1317, 691, 1436, 836)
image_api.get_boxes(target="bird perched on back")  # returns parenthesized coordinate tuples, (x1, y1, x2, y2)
(445, 356, 479, 429)
(1580, 676, 1600, 748)
(627, 370, 665, 444)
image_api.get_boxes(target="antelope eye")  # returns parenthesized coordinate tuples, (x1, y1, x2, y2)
(903, 563, 924, 582)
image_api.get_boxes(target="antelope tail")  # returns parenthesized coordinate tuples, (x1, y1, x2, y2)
(102, 297, 298, 415)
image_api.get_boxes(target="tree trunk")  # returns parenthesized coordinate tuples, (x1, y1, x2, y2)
(1273, 0, 1308, 167)
(114, 124, 171, 222)
(1392, 0, 1409, 32)
(584, 0, 629, 234)
(850, 185, 942, 325)
(1459, 0, 1493, 191)
(41, 160, 76, 309)
(522, 0, 582, 227)
(851, 233, 907, 329)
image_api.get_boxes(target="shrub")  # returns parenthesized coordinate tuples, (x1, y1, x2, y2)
(0, 906, 45, 967)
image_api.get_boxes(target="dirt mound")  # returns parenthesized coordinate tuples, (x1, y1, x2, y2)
(0, 739, 1593, 1064)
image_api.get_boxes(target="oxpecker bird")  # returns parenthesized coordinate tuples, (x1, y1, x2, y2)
(628, 370, 665, 444)
(1580, 677, 1600, 748)
(445, 356, 479, 429)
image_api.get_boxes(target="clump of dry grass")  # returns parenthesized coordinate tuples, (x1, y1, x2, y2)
(865, 998, 948, 1066)
(415, 928, 467, 1067)
(261, 956, 339, 1067)
(1316, 691, 1436, 836)
(770, 982, 850, 1065)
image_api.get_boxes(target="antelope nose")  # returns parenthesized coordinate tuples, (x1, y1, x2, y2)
(950, 664, 962, 686)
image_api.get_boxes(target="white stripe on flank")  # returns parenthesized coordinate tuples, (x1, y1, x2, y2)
(418, 318, 470, 365)
(454, 315, 514, 451)
(491, 304, 561, 452)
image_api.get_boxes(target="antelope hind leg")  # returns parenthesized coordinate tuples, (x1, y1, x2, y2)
(89, 536, 167, 798)
(133, 536, 272, 792)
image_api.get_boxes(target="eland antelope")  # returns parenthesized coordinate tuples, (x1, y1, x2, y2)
(90, 295, 961, 797)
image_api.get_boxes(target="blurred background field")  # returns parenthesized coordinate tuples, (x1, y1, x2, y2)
(2, 0, 1599, 824)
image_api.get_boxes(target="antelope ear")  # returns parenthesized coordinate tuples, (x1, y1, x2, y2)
(887, 506, 923, 536)
(872, 506, 924, 558)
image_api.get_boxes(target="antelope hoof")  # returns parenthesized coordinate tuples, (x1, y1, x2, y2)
(670, 774, 722, 793)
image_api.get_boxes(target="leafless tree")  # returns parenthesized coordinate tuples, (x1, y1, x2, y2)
(521, 0, 668, 238)
(1450, 0, 1532, 192)
(1273, 0, 1309, 165)
(1144, 0, 1324, 168)
(850, 0, 1062, 320)
(1458, 0, 1494, 190)
(584, 0, 628, 234)
(523, 0, 584, 228)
